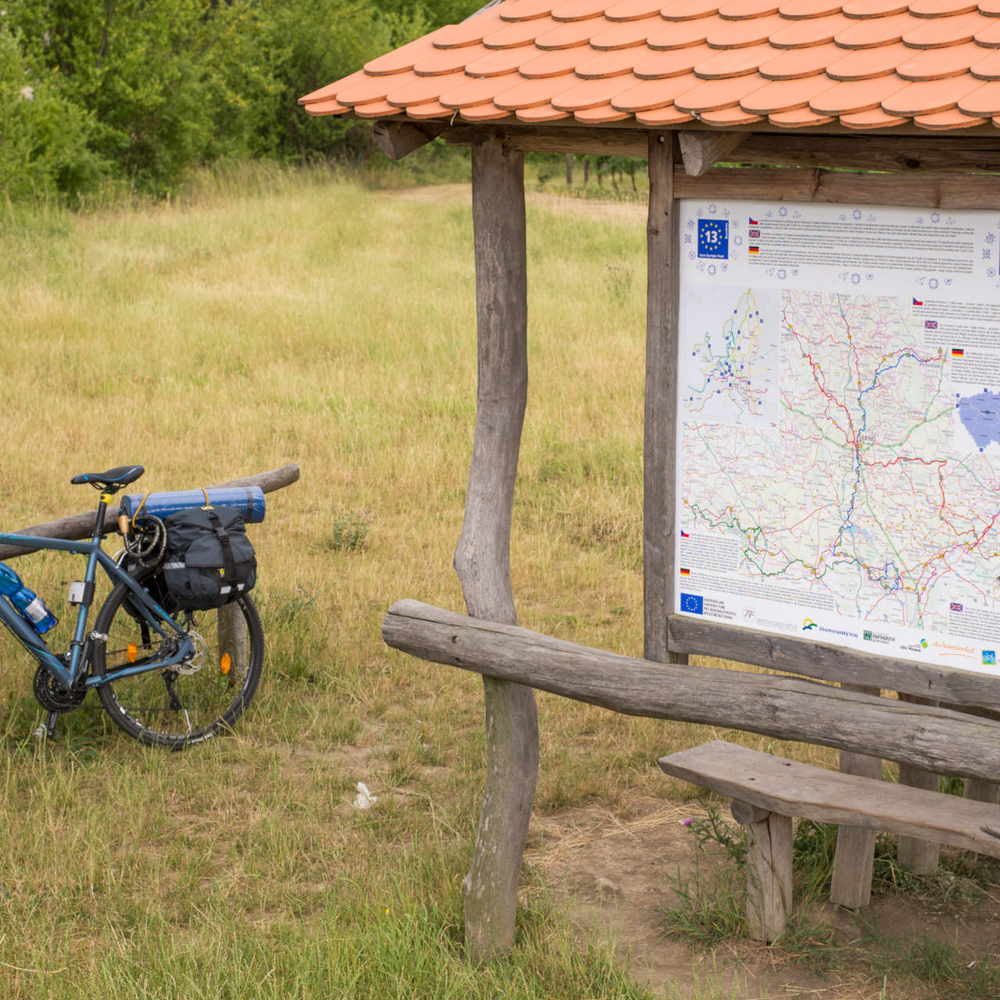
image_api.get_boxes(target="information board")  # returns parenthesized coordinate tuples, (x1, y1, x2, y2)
(675, 200, 1000, 676)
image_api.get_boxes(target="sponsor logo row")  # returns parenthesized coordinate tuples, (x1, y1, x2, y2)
(679, 593, 997, 667)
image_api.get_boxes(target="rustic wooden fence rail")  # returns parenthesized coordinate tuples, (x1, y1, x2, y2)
(0, 464, 300, 562)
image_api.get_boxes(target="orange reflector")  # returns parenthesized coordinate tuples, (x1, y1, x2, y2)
(220, 653, 231, 675)
(127, 642, 138, 663)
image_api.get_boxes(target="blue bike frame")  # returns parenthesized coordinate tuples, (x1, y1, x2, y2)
(0, 500, 192, 689)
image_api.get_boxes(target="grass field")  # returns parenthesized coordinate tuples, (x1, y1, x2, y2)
(0, 163, 996, 999)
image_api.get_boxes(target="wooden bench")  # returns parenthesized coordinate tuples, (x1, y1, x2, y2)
(659, 740, 1000, 942)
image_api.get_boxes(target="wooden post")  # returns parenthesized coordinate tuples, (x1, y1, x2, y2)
(645, 132, 686, 666)
(830, 683, 882, 908)
(964, 778, 999, 805)
(454, 130, 538, 963)
(897, 693, 941, 874)
(732, 800, 793, 942)
(218, 602, 248, 687)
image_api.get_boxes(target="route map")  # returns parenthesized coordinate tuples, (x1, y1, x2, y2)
(676, 201, 1000, 675)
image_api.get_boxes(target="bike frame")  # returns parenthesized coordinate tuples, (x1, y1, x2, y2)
(0, 494, 192, 690)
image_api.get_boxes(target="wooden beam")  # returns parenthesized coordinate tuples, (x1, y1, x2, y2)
(674, 165, 1000, 209)
(437, 124, 1000, 173)
(382, 600, 1000, 783)
(455, 131, 538, 964)
(679, 131, 745, 176)
(644, 133, 685, 664)
(372, 121, 444, 161)
(896, 692, 942, 874)
(0, 464, 300, 561)
(668, 615, 1000, 711)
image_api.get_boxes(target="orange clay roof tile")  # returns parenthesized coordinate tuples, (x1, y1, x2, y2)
(809, 72, 909, 109)
(698, 104, 766, 120)
(897, 39, 984, 76)
(634, 41, 714, 73)
(611, 69, 701, 106)
(826, 41, 908, 78)
(902, 12, 988, 46)
(647, 19, 716, 45)
(660, 0, 722, 19)
(460, 102, 514, 119)
(841, 0, 909, 15)
(740, 70, 842, 108)
(956, 75, 1000, 107)
(770, 12, 853, 44)
(552, 73, 644, 106)
(717, 0, 782, 17)
(768, 105, 836, 121)
(908, 0, 980, 16)
(405, 100, 453, 118)
(353, 99, 404, 118)
(498, 0, 557, 18)
(706, 13, 786, 45)
(881, 72, 986, 112)
(634, 104, 697, 121)
(975, 17, 1000, 41)
(433, 12, 506, 47)
(591, 14, 667, 46)
(440, 71, 522, 107)
(535, 16, 608, 46)
(674, 72, 769, 109)
(576, 45, 653, 75)
(915, 107, 987, 123)
(552, 0, 611, 18)
(494, 71, 579, 106)
(414, 43, 489, 75)
(605, 0, 666, 17)
(302, 0, 1000, 132)
(302, 97, 349, 116)
(839, 106, 910, 123)
(520, 44, 593, 74)
(574, 100, 633, 117)
(516, 101, 573, 118)
(759, 40, 841, 76)
(386, 70, 465, 107)
(779, 0, 844, 15)
(972, 48, 1000, 75)
(833, 10, 913, 45)
(695, 41, 777, 75)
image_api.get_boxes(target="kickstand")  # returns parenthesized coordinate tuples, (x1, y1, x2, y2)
(45, 711, 59, 739)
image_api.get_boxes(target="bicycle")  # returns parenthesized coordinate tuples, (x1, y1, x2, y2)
(0, 465, 264, 749)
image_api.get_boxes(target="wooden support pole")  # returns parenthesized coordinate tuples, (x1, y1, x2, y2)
(455, 130, 538, 964)
(830, 684, 882, 909)
(739, 805, 793, 942)
(382, 601, 1000, 784)
(965, 778, 999, 805)
(896, 693, 942, 874)
(645, 132, 686, 666)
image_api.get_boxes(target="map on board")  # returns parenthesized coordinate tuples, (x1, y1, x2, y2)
(676, 201, 1000, 676)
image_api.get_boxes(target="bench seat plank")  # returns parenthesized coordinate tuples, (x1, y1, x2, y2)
(659, 741, 1000, 859)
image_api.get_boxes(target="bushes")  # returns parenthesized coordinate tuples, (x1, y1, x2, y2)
(0, 0, 449, 201)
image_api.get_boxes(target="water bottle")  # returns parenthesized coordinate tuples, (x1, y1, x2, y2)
(0, 561, 58, 634)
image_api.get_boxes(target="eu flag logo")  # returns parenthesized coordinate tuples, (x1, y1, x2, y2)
(697, 219, 729, 260)
(680, 593, 704, 615)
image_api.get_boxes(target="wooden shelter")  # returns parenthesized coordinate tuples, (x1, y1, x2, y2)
(302, 0, 1000, 961)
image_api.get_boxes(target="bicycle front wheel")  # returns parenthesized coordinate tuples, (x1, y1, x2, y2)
(92, 580, 264, 749)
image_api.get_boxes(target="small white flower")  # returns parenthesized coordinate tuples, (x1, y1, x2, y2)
(20, 85, 34, 101)
(353, 781, 377, 810)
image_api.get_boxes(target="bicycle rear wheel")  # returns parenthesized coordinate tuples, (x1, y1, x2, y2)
(92, 577, 264, 749)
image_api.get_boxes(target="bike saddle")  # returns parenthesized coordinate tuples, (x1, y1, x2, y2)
(70, 465, 145, 492)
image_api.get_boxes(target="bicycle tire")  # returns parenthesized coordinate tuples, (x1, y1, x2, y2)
(92, 574, 264, 749)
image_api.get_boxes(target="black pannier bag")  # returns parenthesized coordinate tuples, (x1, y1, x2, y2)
(158, 506, 257, 611)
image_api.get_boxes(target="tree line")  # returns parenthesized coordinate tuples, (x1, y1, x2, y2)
(2, 0, 473, 201)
